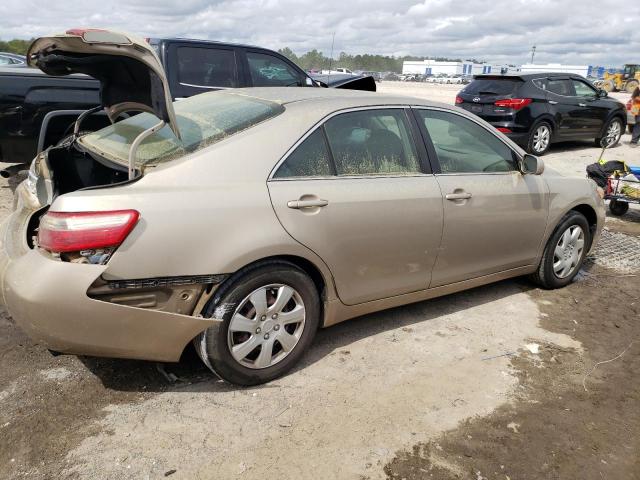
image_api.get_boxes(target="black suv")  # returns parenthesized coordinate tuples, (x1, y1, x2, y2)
(456, 73, 627, 155)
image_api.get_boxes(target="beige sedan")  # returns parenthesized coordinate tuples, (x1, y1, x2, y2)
(0, 30, 604, 385)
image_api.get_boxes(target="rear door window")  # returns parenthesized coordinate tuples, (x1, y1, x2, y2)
(546, 79, 575, 96)
(462, 79, 521, 96)
(176, 46, 238, 89)
(324, 109, 420, 176)
(246, 52, 304, 87)
(274, 129, 333, 178)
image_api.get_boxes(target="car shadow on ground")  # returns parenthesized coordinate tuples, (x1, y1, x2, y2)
(80, 277, 536, 394)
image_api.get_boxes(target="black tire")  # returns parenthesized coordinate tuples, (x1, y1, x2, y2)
(625, 80, 639, 94)
(600, 79, 615, 92)
(526, 121, 553, 155)
(609, 199, 629, 216)
(530, 211, 591, 289)
(595, 117, 623, 148)
(195, 261, 320, 386)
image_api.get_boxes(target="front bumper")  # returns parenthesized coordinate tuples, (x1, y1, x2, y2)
(0, 186, 217, 362)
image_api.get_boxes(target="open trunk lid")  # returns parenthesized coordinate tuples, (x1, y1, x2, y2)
(27, 29, 181, 139)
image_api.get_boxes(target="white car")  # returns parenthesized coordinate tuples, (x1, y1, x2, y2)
(446, 75, 465, 84)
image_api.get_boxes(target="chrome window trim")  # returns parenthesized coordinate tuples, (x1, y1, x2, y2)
(268, 105, 430, 181)
(411, 105, 525, 173)
(178, 82, 232, 90)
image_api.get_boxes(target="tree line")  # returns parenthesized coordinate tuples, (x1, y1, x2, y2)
(278, 48, 485, 73)
(0, 39, 33, 55)
(0, 38, 483, 73)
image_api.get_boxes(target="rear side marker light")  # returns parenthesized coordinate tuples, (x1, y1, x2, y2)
(38, 210, 140, 253)
(494, 98, 532, 110)
(496, 127, 512, 133)
(455, 95, 464, 104)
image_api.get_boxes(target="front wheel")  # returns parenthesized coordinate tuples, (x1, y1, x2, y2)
(530, 211, 591, 289)
(595, 117, 623, 148)
(195, 261, 320, 386)
(527, 122, 552, 155)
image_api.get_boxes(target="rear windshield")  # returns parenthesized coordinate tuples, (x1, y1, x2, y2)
(463, 78, 522, 95)
(79, 92, 284, 167)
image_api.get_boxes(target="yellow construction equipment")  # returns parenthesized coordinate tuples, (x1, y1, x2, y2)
(601, 64, 640, 93)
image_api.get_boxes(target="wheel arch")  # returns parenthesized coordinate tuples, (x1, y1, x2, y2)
(212, 254, 332, 326)
(597, 112, 627, 139)
(570, 203, 598, 243)
(533, 115, 557, 136)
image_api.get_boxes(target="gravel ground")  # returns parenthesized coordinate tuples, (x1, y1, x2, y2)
(1, 82, 639, 480)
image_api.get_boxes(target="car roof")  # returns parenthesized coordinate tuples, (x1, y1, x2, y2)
(474, 72, 586, 81)
(150, 37, 282, 52)
(216, 87, 449, 109)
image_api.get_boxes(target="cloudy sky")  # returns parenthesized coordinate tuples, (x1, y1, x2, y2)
(2, 0, 638, 66)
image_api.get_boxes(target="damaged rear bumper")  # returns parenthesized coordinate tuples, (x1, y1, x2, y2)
(0, 189, 219, 362)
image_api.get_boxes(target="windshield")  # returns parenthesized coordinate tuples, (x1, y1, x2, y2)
(79, 92, 284, 167)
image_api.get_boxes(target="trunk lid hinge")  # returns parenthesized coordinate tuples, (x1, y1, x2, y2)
(128, 120, 165, 180)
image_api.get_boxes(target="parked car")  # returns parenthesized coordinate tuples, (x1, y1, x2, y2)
(0, 30, 374, 167)
(456, 73, 627, 155)
(446, 74, 464, 84)
(0, 31, 605, 386)
(0, 52, 26, 67)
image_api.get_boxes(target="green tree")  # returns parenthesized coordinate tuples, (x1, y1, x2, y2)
(0, 39, 32, 55)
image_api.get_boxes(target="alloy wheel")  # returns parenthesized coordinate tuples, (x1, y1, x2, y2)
(604, 120, 622, 145)
(227, 284, 306, 369)
(553, 225, 585, 279)
(532, 125, 551, 153)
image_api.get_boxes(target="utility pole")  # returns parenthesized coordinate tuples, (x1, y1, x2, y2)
(327, 31, 336, 81)
(530, 45, 536, 64)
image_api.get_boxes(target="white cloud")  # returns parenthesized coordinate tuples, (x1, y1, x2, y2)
(2, 0, 638, 66)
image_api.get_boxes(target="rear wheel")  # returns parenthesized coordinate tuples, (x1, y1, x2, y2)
(530, 211, 591, 289)
(195, 261, 320, 386)
(527, 122, 552, 155)
(595, 117, 623, 148)
(609, 199, 629, 216)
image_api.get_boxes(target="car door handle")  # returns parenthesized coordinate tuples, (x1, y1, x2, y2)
(445, 192, 472, 200)
(548, 100, 558, 105)
(287, 199, 329, 209)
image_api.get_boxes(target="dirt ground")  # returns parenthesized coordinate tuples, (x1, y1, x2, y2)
(1, 82, 639, 480)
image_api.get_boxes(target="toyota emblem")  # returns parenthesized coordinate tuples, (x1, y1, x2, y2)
(473, 97, 480, 103)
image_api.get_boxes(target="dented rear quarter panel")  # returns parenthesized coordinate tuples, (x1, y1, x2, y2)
(50, 101, 342, 301)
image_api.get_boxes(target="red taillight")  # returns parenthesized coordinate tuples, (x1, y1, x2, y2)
(496, 127, 512, 133)
(455, 95, 464, 104)
(494, 98, 532, 110)
(38, 210, 140, 253)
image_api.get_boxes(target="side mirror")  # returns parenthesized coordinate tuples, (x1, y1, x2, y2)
(597, 89, 608, 98)
(521, 154, 544, 175)
(305, 77, 314, 86)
